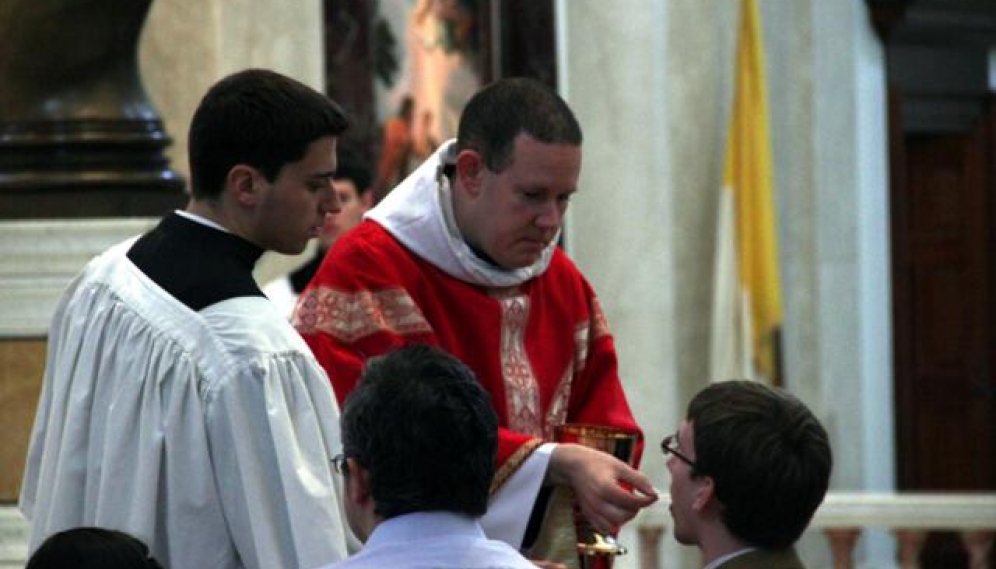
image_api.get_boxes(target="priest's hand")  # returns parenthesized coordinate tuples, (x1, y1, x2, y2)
(547, 443, 658, 534)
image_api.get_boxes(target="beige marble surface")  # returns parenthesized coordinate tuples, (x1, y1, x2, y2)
(0, 507, 27, 569)
(0, 219, 158, 337)
(139, 0, 325, 188)
(0, 339, 45, 501)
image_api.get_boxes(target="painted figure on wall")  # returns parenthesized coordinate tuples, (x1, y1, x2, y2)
(372, 0, 480, 201)
(406, 0, 480, 154)
(373, 95, 415, 201)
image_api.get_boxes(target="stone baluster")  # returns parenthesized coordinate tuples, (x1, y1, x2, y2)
(960, 530, 994, 569)
(638, 524, 665, 569)
(824, 528, 861, 569)
(894, 529, 927, 569)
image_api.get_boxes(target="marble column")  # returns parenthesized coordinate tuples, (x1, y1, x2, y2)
(555, 2, 681, 568)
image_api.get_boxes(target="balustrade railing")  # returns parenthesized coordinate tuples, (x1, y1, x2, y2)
(812, 492, 995, 569)
(636, 492, 995, 569)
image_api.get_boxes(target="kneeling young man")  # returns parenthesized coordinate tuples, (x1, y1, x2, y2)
(663, 380, 832, 569)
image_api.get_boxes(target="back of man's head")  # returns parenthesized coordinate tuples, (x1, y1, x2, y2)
(26, 527, 163, 569)
(456, 77, 582, 172)
(187, 68, 348, 200)
(341, 344, 498, 519)
(688, 380, 831, 549)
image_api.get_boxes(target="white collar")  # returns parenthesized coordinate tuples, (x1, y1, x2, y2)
(702, 547, 758, 569)
(174, 210, 229, 233)
(364, 512, 484, 548)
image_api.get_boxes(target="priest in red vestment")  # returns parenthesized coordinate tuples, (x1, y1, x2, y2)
(295, 77, 657, 562)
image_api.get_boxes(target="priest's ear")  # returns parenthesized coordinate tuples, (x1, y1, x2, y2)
(227, 164, 262, 207)
(454, 149, 485, 197)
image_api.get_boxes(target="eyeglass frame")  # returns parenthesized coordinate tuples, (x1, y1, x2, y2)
(660, 433, 698, 471)
(331, 453, 350, 475)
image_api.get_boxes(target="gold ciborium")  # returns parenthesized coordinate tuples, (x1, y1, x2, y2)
(553, 424, 639, 569)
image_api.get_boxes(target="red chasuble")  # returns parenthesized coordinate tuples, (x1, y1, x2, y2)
(295, 220, 643, 489)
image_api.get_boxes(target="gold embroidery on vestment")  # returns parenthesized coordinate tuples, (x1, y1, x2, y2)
(293, 287, 431, 341)
(496, 293, 543, 437)
(490, 438, 543, 494)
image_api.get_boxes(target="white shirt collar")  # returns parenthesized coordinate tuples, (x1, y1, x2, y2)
(174, 210, 230, 233)
(364, 511, 484, 548)
(702, 547, 758, 569)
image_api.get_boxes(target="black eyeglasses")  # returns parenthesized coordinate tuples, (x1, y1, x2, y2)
(660, 434, 697, 470)
(331, 453, 349, 475)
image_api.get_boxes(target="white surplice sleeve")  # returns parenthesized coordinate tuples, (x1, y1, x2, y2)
(202, 308, 349, 569)
(19, 245, 349, 569)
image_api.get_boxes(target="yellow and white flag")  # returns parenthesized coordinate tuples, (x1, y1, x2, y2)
(709, 0, 783, 385)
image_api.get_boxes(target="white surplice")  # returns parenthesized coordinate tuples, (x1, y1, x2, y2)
(19, 239, 349, 569)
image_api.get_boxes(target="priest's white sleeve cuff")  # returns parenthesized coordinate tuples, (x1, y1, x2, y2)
(479, 442, 555, 548)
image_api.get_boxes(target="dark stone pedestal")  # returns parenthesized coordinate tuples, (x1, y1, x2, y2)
(0, 0, 184, 219)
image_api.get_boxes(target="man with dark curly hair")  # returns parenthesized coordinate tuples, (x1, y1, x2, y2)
(320, 344, 538, 569)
